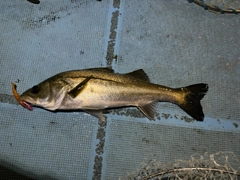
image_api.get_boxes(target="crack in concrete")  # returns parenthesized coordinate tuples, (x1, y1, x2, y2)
(92, 119, 107, 180)
(92, 0, 121, 179)
(105, 9, 120, 68)
(0, 94, 18, 105)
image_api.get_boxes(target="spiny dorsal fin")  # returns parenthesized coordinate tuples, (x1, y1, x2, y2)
(138, 101, 157, 120)
(86, 67, 114, 73)
(125, 69, 150, 82)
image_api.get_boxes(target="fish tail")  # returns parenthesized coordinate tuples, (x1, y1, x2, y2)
(177, 83, 208, 121)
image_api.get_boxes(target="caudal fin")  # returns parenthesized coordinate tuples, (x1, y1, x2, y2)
(178, 83, 208, 121)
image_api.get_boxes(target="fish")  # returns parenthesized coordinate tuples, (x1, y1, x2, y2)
(13, 67, 208, 121)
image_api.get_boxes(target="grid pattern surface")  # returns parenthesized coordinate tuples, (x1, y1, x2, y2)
(105, 119, 240, 179)
(0, 107, 96, 179)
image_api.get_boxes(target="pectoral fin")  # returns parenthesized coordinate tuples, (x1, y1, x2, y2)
(68, 76, 93, 98)
(138, 102, 157, 120)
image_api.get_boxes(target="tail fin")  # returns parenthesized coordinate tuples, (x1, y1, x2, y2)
(177, 83, 208, 121)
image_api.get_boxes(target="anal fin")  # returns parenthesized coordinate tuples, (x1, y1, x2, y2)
(138, 102, 157, 120)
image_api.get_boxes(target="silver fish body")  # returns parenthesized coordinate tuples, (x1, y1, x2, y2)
(20, 68, 208, 121)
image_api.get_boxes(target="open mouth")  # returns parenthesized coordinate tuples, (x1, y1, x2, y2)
(21, 100, 33, 111)
(11, 83, 33, 111)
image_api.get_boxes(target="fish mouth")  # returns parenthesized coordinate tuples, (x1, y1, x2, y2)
(21, 100, 33, 111)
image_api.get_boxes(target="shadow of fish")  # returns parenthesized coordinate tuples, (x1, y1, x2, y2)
(18, 68, 208, 121)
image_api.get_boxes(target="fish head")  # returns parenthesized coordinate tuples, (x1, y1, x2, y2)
(20, 79, 67, 111)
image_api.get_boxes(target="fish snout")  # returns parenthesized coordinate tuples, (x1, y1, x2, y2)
(20, 96, 33, 111)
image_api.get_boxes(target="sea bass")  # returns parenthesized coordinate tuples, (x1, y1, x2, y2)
(14, 68, 208, 121)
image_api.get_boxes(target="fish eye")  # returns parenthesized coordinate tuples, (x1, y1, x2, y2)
(31, 85, 40, 94)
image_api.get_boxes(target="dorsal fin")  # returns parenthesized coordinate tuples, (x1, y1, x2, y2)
(138, 101, 157, 120)
(125, 69, 150, 82)
(86, 67, 114, 73)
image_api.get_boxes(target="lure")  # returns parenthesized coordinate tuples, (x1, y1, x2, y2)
(12, 82, 33, 110)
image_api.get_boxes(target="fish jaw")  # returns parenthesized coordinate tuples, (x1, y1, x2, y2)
(21, 100, 33, 111)
(20, 95, 54, 111)
(20, 90, 66, 111)
(20, 95, 38, 110)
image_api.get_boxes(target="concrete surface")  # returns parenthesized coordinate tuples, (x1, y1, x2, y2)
(0, 0, 239, 179)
